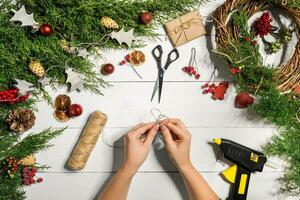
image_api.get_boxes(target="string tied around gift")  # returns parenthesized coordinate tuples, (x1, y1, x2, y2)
(173, 14, 201, 47)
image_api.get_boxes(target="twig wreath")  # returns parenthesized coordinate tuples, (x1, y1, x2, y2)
(212, 0, 300, 196)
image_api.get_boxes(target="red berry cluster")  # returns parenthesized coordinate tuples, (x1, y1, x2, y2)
(201, 81, 229, 100)
(254, 12, 272, 37)
(202, 83, 216, 94)
(182, 66, 200, 79)
(120, 54, 131, 65)
(0, 89, 29, 105)
(22, 167, 43, 186)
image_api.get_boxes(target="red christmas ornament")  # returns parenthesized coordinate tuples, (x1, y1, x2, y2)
(68, 104, 83, 117)
(101, 63, 115, 75)
(140, 12, 153, 25)
(234, 92, 255, 108)
(212, 81, 229, 100)
(39, 24, 53, 36)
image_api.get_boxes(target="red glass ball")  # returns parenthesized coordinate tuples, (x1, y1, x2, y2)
(101, 63, 115, 75)
(140, 12, 153, 25)
(39, 24, 53, 36)
(68, 104, 83, 117)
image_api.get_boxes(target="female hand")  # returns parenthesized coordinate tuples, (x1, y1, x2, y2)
(122, 122, 159, 174)
(160, 119, 192, 170)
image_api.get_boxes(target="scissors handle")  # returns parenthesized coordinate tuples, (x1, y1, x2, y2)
(152, 45, 163, 69)
(164, 48, 180, 70)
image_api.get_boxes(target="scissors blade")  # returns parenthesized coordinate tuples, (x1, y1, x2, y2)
(158, 72, 164, 103)
(150, 78, 159, 102)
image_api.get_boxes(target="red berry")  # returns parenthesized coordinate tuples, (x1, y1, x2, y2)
(68, 104, 83, 117)
(120, 60, 126, 65)
(37, 177, 43, 183)
(101, 63, 115, 75)
(39, 24, 53, 36)
(125, 54, 131, 62)
(192, 70, 196, 75)
(245, 36, 251, 42)
(195, 74, 200, 79)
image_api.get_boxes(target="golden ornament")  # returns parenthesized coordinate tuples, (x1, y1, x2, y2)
(100, 16, 119, 29)
(28, 60, 45, 78)
(18, 154, 36, 166)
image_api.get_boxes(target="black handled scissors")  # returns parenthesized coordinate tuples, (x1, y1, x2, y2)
(150, 45, 180, 103)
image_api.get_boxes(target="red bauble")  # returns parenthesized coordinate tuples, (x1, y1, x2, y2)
(101, 63, 115, 75)
(140, 12, 153, 25)
(39, 24, 53, 36)
(68, 104, 83, 117)
(234, 92, 255, 108)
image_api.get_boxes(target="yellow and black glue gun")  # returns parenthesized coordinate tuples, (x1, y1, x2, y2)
(213, 138, 267, 200)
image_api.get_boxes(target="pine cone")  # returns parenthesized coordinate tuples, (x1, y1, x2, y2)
(6, 108, 36, 132)
(28, 60, 45, 78)
(100, 16, 119, 29)
(18, 154, 36, 166)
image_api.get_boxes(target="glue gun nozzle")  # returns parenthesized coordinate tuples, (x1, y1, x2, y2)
(213, 138, 222, 145)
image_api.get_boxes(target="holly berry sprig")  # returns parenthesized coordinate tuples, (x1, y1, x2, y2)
(182, 66, 201, 79)
(0, 89, 29, 105)
(254, 12, 273, 37)
(22, 166, 43, 186)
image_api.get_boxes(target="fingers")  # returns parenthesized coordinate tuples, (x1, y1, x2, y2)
(128, 122, 156, 138)
(160, 124, 174, 147)
(144, 125, 159, 146)
(165, 118, 186, 130)
(164, 122, 187, 139)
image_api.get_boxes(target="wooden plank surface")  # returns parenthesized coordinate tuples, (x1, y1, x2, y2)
(24, 0, 299, 199)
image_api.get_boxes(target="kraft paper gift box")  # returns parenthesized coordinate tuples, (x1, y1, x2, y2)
(164, 10, 206, 47)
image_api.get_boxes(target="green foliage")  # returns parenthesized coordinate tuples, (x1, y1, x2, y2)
(217, 11, 300, 196)
(267, 0, 300, 8)
(0, 128, 65, 200)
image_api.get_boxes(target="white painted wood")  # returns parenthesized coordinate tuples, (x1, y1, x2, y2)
(31, 127, 284, 172)
(25, 172, 296, 200)
(34, 83, 270, 129)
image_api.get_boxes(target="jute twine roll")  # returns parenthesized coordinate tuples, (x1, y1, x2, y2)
(67, 111, 108, 170)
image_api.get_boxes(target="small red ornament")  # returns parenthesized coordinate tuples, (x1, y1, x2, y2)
(245, 36, 251, 42)
(37, 177, 43, 183)
(39, 24, 53, 36)
(230, 67, 241, 74)
(140, 12, 153, 25)
(101, 63, 115, 75)
(234, 92, 255, 108)
(68, 104, 83, 117)
(212, 81, 229, 100)
(252, 40, 258, 45)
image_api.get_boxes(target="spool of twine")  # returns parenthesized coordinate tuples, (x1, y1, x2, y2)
(67, 111, 108, 170)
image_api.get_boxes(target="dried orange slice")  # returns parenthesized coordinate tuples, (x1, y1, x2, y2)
(129, 50, 145, 66)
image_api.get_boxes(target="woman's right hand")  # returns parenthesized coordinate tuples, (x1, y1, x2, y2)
(160, 118, 192, 170)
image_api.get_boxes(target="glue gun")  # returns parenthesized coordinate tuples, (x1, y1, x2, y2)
(213, 138, 267, 200)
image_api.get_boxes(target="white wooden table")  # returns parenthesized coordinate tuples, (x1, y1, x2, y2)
(25, 1, 297, 199)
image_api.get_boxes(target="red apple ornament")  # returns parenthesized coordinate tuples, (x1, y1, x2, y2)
(101, 63, 115, 75)
(140, 12, 153, 25)
(39, 24, 53, 36)
(234, 92, 255, 108)
(68, 104, 83, 117)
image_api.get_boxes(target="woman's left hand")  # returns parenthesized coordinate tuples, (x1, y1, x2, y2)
(122, 122, 159, 174)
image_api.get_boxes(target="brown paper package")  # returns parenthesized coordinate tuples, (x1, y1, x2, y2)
(164, 10, 206, 47)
